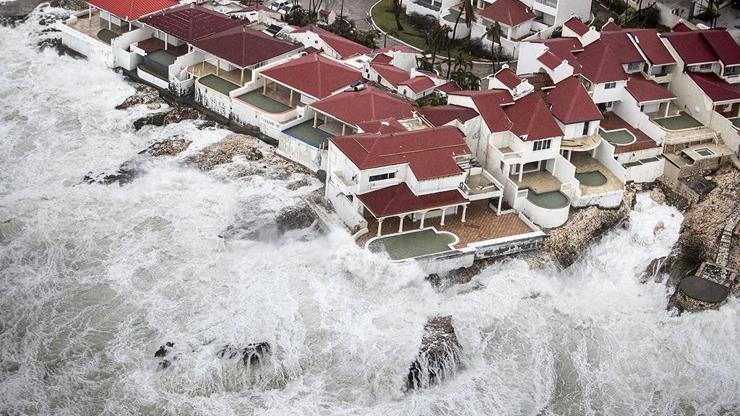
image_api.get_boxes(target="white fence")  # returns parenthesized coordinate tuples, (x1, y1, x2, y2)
(517, 196, 569, 229)
(57, 23, 112, 65)
(594, 141, 627, 183)
(710, 111, 739, 155)
(275, 132, 324, 172)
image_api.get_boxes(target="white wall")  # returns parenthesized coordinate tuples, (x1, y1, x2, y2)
(593, 141, 627, 182)
(709, 111, 739, 154)
(111, 28, 151, 70)
(591, 80, 627, 104)
(612, 95, 666, 143)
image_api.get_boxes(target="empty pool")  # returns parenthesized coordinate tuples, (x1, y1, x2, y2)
(576, 171, 607, 186)
(695, 147, 715, 157)
(526, 190, 569, 209)
(654, 112, 703, 130)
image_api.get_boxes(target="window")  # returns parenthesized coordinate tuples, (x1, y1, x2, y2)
(604, 82, 617, 89)
(369, 172, 396, 182)
(627, 62, 641, 72)
(582, 121, 590, 136)
(533, 139, 551, 151)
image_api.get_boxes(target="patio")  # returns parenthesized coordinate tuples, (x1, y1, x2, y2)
(357, 201, 535, 249)
(198, 74, 240, 95)
(653, 112, 704, 130)
(189, 62, 248, 87)
(511, 170, 562, 194)
(283, 120, 335, 148)
(570, 153, 624, 196)
(235, 89, 292, 113)
(67, 10, 128, 44)
(136, 38, 188, 56)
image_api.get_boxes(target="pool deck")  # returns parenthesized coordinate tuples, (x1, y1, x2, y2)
(570, 153, 624, 196)
(601, 113, 661, 154)
(283, 121, 334, 148)
(65, 10, 126, 42)
(199, 74, 240, 95)
(357, 201, 535, 249)
(367, 229, 457, 260)
(511, 171, 562, 193)
(235, 89, 293, 113)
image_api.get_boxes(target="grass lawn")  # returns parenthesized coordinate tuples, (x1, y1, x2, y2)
(371, 0, 489, 62)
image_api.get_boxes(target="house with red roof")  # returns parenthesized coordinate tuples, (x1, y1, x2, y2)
(363, 53, 456, 101)
(325, 125, 513, 237)
(285, 25, 371, 61)
(661, 27, 740, 153)
(58, 0, 178, 64)
(274, 85, 431, 169)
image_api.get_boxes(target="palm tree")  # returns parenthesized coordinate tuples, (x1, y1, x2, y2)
(446, 0, 475, 78)
(485, 22, 502, 73)
(392, 0, 404, 31)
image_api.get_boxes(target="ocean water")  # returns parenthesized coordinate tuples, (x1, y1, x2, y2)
(0, 10, 739, 416)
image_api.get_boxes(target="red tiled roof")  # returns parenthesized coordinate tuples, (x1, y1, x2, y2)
(625, 73, 676, 103)
(538, 50, 564, 70)
(370, 53, 393, 65)
(494, 67, 522, 89)
(294, 25, 371, 59)
(330, 126, 470, 180)
(546, 76, 603, 124)
(371, 62, 411, 86)
(192, 26, 301, 68)
(261, 53, 362, 99)
(564, 16, 589, 36)
(311, 86, 415, 126)
(672, 21, 693, 32)
(536, 38, 583, 73)
(358, 183, 467, 218)
(436, 81, 461, 93)
(140, 5, 244, 43)
(356, 118, 408, 134)
(449, 90, 514, 132)
(419, 105, 479, 126)
(504, 92, 562, 141)
(627, 29, 675, 66)
(399, 76, 436, 93)
(600, 31, 645, 64)
(663, 31, 718, 65)
(577, 40, 629, 83)
(87, 0, 177, 21)
(480, 0, 535, 27)
(602, 20, 622, 32)
(688, 72, 740, 103)
(701, 30, 740, 66)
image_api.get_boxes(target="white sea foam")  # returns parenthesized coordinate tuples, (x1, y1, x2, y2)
(0, 10, 738, 416)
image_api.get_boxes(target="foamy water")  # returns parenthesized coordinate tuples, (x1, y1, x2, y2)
(0, 10, 738, 416)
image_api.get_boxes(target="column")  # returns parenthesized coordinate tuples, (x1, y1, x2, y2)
(398, 215, 405, 232)
(240, 69, 245, 85)
(461, 204, 468, 223)
(128, 22, 132, 31)
(164, 34, 168, 50)
(88, 5, 91, 19)
(216, 60, 220, 76)
(420, 211, 426, 229)
(108, 17, 111, 30)
(313, 113, 319, 128)
(497, 195, 503, 216)
(263, 78, 267, 94)
(664, 101, 670, 118)
(518, 165, 523, 183)
(440, 209, 446, 226)
(289, 90, 294, 107)
(341, 124, 346, 136)
(377, 218, 383, 237)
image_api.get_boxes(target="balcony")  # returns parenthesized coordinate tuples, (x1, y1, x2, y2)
(459, 167, 502, 201)
(560, 134, 601, 152)
(332, 171, 358, 195)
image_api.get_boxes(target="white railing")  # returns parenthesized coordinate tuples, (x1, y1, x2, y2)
(517, 196, 569, 229)
(57, 23, 113, 65)
(275, 132, 323, 172)
(710, 111, 739, 154)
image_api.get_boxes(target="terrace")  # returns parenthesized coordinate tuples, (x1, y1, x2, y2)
(66, 9, 130, 44)
(357, 201, 535, 251)
(189, 62, 249, 90)
(235, 89, 293, 113)
(601, 113, 661, 154)
(510, 169, 569, 210)
(653, 112, 704, 131)
(570, 153, 624, 196)
(283, 120, 335, 148)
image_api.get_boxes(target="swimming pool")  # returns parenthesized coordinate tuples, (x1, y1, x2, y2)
(600, 128, 636, 145)
(526, 190, 569, 209)
(575, 171, 608, 187)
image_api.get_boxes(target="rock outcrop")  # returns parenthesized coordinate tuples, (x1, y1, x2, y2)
(275, 204, 317, 232)
(216, 342, 271, 367)
(407, 316, 462, 390)
(545, 188, 637, 268)
(185, 134, 265, 171)
(141, 137, 192, 157)
(132, 106, 199, 130)
(116, 84, 162, 110)
(83, 159, 139, 186)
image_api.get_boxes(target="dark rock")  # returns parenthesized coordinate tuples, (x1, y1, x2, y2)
(407, 316, 462, 390)
(165, 341, 174, 347)
(157, 359, 171, 370)
(83, 160, 139, 186)
(141, 137, 191, 157)
(116, 84, 161, 110)
(154, 346, 168, 358)
(133, 112, 168, 131)
(196, 120, 218, 130)
(286, 178, 310, 191)
(216, 342, 271, 367)
(50, 0, 87, 10)
(185, 134, 264, 171)
(275, 204, 317, 233)
(162, 106, 199, 126)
